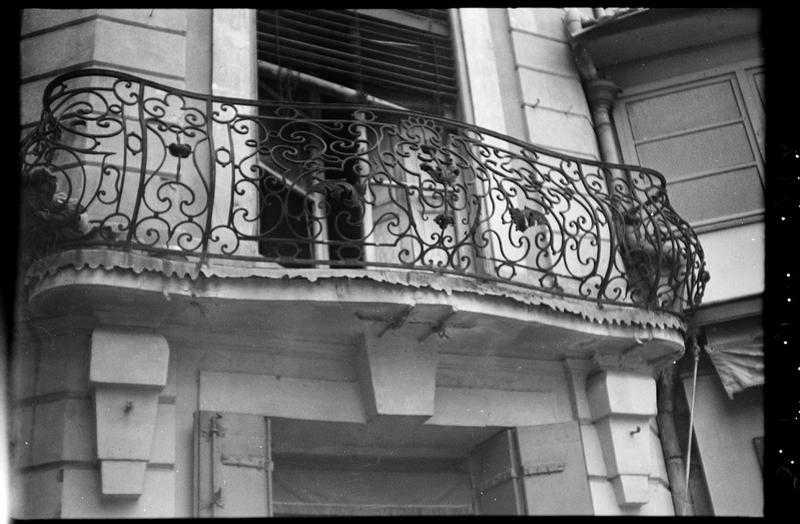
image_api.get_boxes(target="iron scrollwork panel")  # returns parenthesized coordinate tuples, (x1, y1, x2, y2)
(19, 69, 708, 315)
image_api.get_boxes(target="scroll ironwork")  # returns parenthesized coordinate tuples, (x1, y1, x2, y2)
(19, 69, 708, 316)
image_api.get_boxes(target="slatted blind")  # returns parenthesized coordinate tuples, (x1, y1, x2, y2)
(256, 9, 458, 111)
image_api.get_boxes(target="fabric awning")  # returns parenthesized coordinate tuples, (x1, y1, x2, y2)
(704, 322, 763, 398)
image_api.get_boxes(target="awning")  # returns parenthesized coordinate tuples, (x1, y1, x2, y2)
(704, 322, 763, 398)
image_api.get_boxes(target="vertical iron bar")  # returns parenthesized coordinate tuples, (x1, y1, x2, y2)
(202, 96, 217, 261)
(209, 413, 221, 518)
(265, 417, 273, 517)
(126, 81, 148, 249)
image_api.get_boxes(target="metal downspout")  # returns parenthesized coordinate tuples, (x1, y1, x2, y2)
(565, 9, 693, 515)
(657, 363, 695, 515)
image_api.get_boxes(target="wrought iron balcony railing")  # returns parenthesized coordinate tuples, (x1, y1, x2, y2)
(20, 69, 708, 316)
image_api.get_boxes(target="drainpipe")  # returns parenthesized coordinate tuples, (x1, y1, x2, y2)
(565, 10, 692, 515)
(564, 10, 626, 201)
(657, 363, 695, 516)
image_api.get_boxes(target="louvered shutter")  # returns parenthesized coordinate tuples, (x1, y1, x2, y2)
(256, 9, 458, 113)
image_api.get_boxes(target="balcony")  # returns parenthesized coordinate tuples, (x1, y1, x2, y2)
(19, 69, 708, 321)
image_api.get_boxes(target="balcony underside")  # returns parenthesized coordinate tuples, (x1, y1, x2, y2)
(27, 248, 685, 367)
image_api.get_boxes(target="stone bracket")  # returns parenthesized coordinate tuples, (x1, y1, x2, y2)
(90, 327, 170, 498)
(356, 304, 452, 422)
(586, 370, 656, 507)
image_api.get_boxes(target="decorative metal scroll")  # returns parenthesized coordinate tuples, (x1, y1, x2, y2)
(19, 69, 709, 315)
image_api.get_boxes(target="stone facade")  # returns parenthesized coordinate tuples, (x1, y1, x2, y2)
(12, 8, 760, 517)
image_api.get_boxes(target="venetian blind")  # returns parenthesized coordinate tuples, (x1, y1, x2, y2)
(256, 9, 458, 111)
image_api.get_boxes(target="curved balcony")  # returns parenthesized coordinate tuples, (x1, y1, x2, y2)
(19, 69, 708, 319)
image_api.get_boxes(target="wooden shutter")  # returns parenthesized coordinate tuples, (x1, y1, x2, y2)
(515, 422, 593, 515)
(615, 70, 765, 231)
(195, 412, 273, 517)
(469, 429, 526, 515)
(469, 423, 593, 516)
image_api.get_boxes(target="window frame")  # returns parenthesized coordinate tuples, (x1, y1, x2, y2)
(613, 57, 765, 234)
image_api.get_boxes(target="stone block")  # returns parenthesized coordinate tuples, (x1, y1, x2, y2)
(97, 9, 187, 32)
(20, 78, 51, 127)
(61, 467, 175, 517)
(459, 8, 508, 134)
(517, 67, 589, 113)
(31, 401, 66, 465)
(610, 474, 650, 507)
(211, 9, 256, 99)
(149, 403, 176, 466)
(649, 427, 670, 484)
(429, 387, 558, 427)
(10, 468, 63, 519)
(95, 387, 160, 460)
(100, 460, 148, 498)
(199, 371, 366, 423)
(90, 328, 169, 387)
(512, 30, 579, 77)
(10, 405, 34, 468)
(563, 358, 593, 421)
(507, 8, 569, 41)
(586, 370, 657, 420)
(20, 18, 96, 79)
(578, 423, 607, 477)
(35, 331, 92, 396)
(357, 334, 438, 421)
(31, 398, 94, 465)
(524, 105, 598, 157)
(9, 332, 38, 400)
(93, 18, 186, 80)
(594, 415, 652, 478)
(21, 8, 96, 36)
(642, 481, 675, 516)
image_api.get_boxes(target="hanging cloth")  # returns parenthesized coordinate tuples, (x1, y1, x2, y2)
(704, 323, 764, 398)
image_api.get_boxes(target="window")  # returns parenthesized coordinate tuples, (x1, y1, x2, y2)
(256, 9, 458, 114)
(614, 62, 765, 233)
(194, 412, 593, 516)
(252, 9, 462, 267)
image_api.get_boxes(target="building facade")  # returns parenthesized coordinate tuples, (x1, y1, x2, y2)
(11, 8, 762, 517)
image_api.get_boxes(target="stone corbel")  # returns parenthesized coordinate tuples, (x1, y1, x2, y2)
(356, 305, 450, 423)
(90, 327, 170, 498)
(586, 369, 656, 507)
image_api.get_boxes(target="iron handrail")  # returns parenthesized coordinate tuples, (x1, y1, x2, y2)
(19, 68, 709, 316)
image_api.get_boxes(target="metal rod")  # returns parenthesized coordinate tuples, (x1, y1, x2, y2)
(683, 336, 701, 514)
(257, 60, 408, 110)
